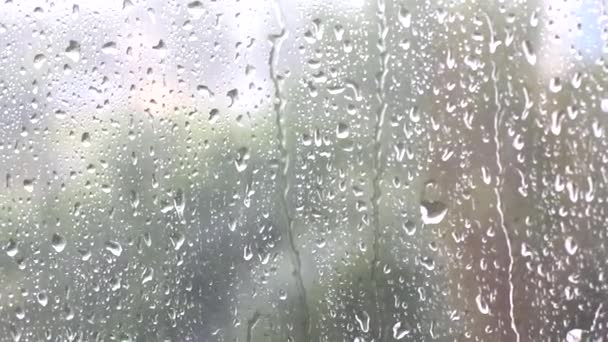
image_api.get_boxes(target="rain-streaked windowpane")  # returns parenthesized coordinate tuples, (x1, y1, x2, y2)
(0, 0, 606, 341)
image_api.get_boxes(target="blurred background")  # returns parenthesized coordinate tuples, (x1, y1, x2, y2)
(0, 0, 607, 341)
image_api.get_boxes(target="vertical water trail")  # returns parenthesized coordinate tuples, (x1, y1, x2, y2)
(371, 0, 389, 339)
(269, 0, 311, 339)
(491, 61, 521, 342)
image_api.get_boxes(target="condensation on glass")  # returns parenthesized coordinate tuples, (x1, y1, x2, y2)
(0, 0, 606, 341)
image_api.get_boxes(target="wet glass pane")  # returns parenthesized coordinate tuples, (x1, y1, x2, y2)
(0, 0, 606, 341)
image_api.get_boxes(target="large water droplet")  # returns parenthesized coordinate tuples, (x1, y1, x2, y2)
(521, 40, 536, 65)
(101, 42, 118, 55)
(105, 240, 123, 257)
(65, 40, 81, 63)
(187, 1, 204, 19)
(392, 321, 410, 340)
(420, 200, 448, 225)
(354, 310, 370, 333)
(475, 293, 490, 315)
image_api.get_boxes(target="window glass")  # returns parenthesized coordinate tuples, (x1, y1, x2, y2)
(0, 0, 606, 341)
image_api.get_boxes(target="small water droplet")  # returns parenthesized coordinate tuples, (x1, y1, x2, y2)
(243, 245, 253, 261)
(141, 267, 154, 284)
(6, 239, 18, 257)
(36, 292, 48, 307)
(33, 54, 46, 69)
(601, 99, 608, 113)
(235, 147, 250, 172)
(336, 122, 349, 139)
(549, 77, 562, 93)
(475, 293, 490, 315)
(81, 132, 91, 146)
(565, 236, 578, 255)
(14, 306, 24, 320)
(51, 233, 66, 253)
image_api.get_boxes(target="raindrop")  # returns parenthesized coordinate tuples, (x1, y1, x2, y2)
(243, 245, 253, 261)
(81, 132, 91, 146)
(475, 293, 490, 315)
(187, 1, 204, 19)
(521, 40, 536, 65)
(420, 200, 448, 225)
(101, 42, 118, 55)
(354, 310, 370, 333)
(142, 267, 154, 284)
(5, 239, 18, 257)
(549, 77, 562, 93)
(209, 108, 219, 123)
(601, 99, 608, 113)
(51, 233, 66, 253)
(392, 322, 410, 339)
(336, 122, 349, 139)
(36, 292, 48, 307)
(398, 6, 411, 28)
(105, 240, 123, 257)
(65, 40, 81, 63)
(33, 54, 46, 69)
(565, 329, 583, 342)
(235, 147, 250, 172)
(565, 236, 578, 255)
(23, 179, 34, 193)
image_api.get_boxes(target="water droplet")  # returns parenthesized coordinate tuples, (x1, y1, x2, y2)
(5, 239, 18, 257)
(227, 88, 238, 107)
(33, 54, 46, 69)
(336, 122, 349, 139)
(81, 132, 91, 146)
(601, 99, 608, 113)
(23, 179, 34, 193)
(475, 293, 490, 315)
(571, 72, 582, 89)
(187, 1, 204, 19)
(565, 329, 583, 342)
(354, 310, 370, 332)
(141, 267, 154, 284)
(398, 6, 411, 28)
(208, 108, 219, 123)
(14, 306, 24, 320)
(101, 42, 118, 55)
(235, 147, 250, 172)
(565, 236, 578, 255)
(521, 40, 536, 65)
(105, 240, 123, 257)
(419, 256, 435, 270)
(152, 39, 167, 57)
(65, 40, 81, 63)
(36, 292, 48, 307)
(243, 245, 253, 261)
(420, 200, 448, 225)
(392, 322, 410, 339)
(51, 233, 66, 253)
(549, 77, 562, 93)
